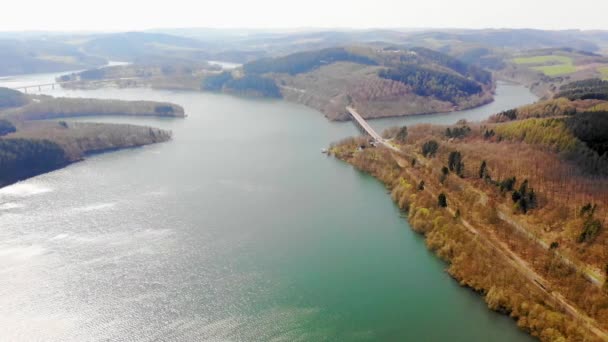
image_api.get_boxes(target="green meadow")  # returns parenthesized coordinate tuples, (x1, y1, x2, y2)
(599, 66, 608, 80)
(512, 55, 576, 76)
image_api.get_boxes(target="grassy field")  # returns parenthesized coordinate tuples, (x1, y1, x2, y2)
(512, 55, 576, 76)
(599, 66, 608, 80)
(532, 64, 577, 76)
(512, 55, 573, 65)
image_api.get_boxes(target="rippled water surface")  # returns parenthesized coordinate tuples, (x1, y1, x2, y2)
(0, 79, 537, 341)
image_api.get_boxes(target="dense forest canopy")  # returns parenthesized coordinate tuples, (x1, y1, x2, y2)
(202, 72, 281, 98)
(489, 78, 608, 123)
(243, 47, 377, 75)
(3, 96, 185, 120)
(495, 111, 608, 175)
(224, 75, 281, 97)
(0, 138, 69, 186)
(201, 72, 233, 91)
(78, 68, 107, 80)
(228, 45, 496, 119)
(475, 78, 608, 174)
(556, 79, 608, 101)
(0, 87, 27, 109)
(566, 111, 608, 157)
(379, 65, 484, 103)
(0, 119, 16, 136)
(409, 47, 493, 85)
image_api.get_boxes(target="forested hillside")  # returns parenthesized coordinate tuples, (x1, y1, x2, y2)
(0, 39, 106, 76)
(1, 94, 185, 120)
(79, 32, 264, 64)
(330, 92, 608, 340)
(378, 66, 483, 103)
(0, 138, 69, 187)
(243, 47, 378, 75)
(556, 79, 608, 100)
(202, 72, 281, 97)
(0, 89, 178, 187)
(202, 45, 495, 120)
(0, 87, 28, 109)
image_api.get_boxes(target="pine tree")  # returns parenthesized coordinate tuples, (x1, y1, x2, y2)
(479, 160, 487, 179)
(438, 193, 448, 208)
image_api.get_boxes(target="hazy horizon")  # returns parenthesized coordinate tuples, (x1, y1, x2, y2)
(1, 27, 608, 35)
(3, 0, 607, 32)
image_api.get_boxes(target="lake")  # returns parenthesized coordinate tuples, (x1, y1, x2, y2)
(0, 79, 538, 341)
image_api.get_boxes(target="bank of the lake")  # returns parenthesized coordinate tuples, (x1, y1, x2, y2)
(0, 88, 182, 187)
(0, 79, 538, 341)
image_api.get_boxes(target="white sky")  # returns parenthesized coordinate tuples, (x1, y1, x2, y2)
(2, 0, 607, 32)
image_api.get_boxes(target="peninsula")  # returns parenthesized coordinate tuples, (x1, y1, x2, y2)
(0, 87, 184, 187)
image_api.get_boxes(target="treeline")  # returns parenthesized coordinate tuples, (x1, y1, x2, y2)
(446, 125, 471, 139)
(243, 47, 377, 75)
(556, 78, 608, 100)
(59, 62, 215, 83)
(495, 113, 608, 175)
(0, 138, 69, 186)
(483, 168, 538, 214)
(3, 96, 185, 120)
(494, 118, 579, 152)
(0, 119, 16, 136)
(410, 47, 493, 85)
(567, 111, 608, 156)
(487, 98, 582, 123)
(0, 87, 27, 109)
(9, 121, 173, 160)
(379, 65, 484, 103)
(77, 68, 107, 80)
(489, 79, 608, 123)
(202, 72, 281, 98)
(201, 72, 233, 91)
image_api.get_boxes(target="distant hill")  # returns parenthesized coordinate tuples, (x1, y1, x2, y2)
(3, 28, 608, 78)
(150, 28, 608, 63)
(81, 32, 208, 60)
(0, 39, 106, 76)
(407, 29, 600, 52)
(81, 32, 264, 64)
(495, 48, 608, 98)
(202, 46, 494, 120)
(0, 87, 28, 109)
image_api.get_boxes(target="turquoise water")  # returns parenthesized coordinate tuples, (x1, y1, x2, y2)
(0, 82, 537, 341)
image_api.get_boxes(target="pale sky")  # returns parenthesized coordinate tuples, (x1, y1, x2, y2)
(2, 0, 607, 32)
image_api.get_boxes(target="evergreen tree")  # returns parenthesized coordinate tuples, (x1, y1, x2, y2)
(438, 193, 448, 208)
(448, 151, 465, 177)
(395, 126, 408, 143)
(417, 180, 425, 191)
(0, 119, 16, 136)
(479, 160, 487, 179)
(422, 140, 439, 157)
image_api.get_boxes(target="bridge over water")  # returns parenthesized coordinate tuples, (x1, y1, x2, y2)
(11, 77, 140, 93)
(346, 106, 399, 152)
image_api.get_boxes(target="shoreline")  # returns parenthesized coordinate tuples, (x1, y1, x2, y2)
(0, 137, 172, 190)
(0, 135, 172, 191)
(60, 80, 506, 122)
(332, 96, 498, 122)
(330, 139, 607, 341)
